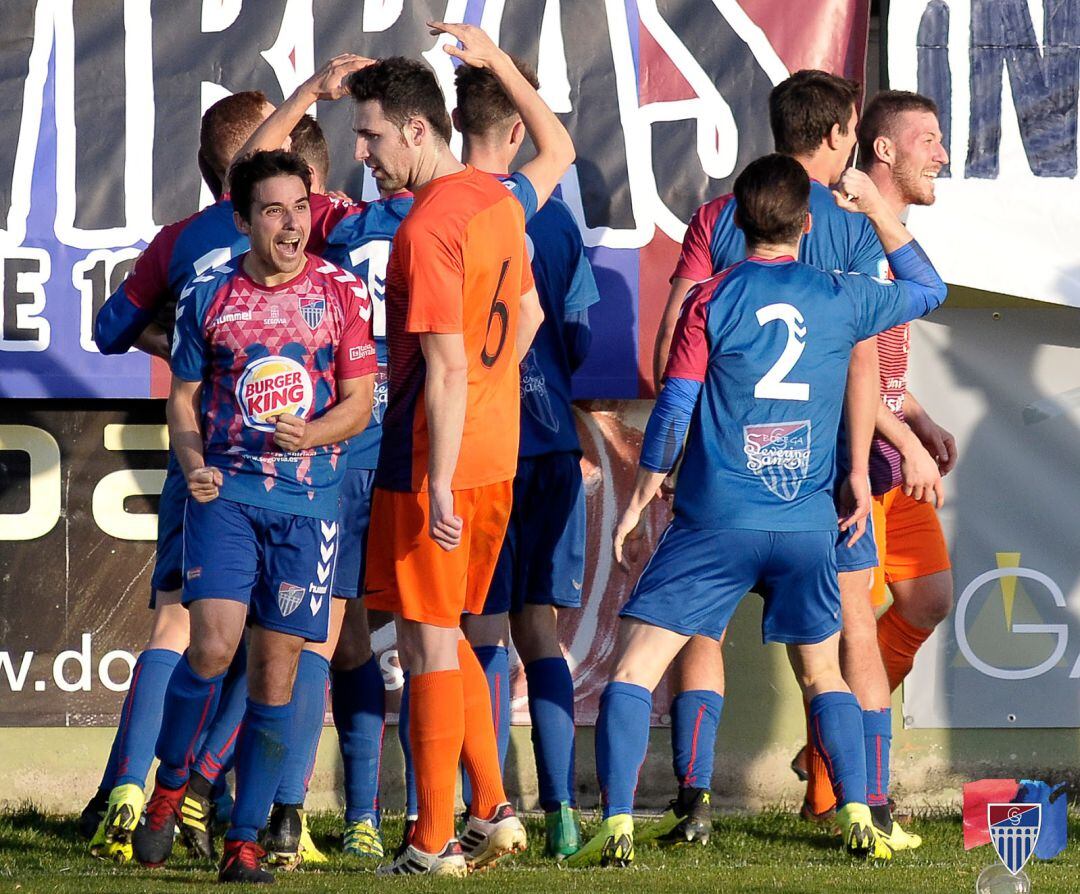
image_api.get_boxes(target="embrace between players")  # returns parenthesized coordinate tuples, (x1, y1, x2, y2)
(83, 21, 955, 881)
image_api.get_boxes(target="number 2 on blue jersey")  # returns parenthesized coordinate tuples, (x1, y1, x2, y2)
(754, 303, 809, 401)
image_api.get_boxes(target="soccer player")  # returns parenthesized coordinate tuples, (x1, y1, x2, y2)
(86, 91, 273, 863)
(568, 154, 947, 868)
(648, 70, 897, 844)
(350, 30, 566, 875)
(452, 59, 599, 859)
(132, 150, 377, 884)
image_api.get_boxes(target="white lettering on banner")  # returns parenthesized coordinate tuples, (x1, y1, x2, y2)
(1, 247, 51, 352)
(73, 248, 141, 352)
(954, 564, 1080, 681)
(0, 425, 61, 540)
(0, 633, 137, 694)
(92, 424, 167, 541)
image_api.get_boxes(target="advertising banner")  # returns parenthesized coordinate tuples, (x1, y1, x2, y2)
(0, 0, 867, 399)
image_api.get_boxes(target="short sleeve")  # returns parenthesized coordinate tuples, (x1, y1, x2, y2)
(309, 192, 363, 254)
(504, 171, 539, 222)
(849, 216, 890, 278)
(170, 281, 209, 382)
(839, 272, 909, 340)
(520, 236, 535, 294)
(121, 223, 182, 312)
(564, 246, 600, 315)
(401, 225, 465, 334)
(672, 198, 723, 283)
(336, 279, 379, 379)
(663, 281, 713, 382)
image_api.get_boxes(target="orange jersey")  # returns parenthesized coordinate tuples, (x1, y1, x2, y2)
(376, 165, 534, 492)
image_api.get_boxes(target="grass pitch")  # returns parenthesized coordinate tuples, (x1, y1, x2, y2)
(1, 806, 1076, 893)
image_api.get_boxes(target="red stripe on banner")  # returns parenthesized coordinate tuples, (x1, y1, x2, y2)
(740, 0, 870, 79)
(962, 779, 1021, 850)
(637, 232, 682, 397)
(149, 356, 171, 398)
(637, 21, 695, 104)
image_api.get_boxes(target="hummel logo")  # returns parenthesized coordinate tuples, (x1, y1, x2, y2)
(310, 591, 324, 615)
(572, 579, 583, 590)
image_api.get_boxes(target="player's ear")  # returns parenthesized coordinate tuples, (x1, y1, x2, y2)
(827, 121, 843, 151)
(451, 107, 462, 134)
(509, 119, 526, 148)
(803, 211, 813, 235)
(873, 135, 894, 166)
(404, 116, 425, 147)
(233, 210, 251, 235)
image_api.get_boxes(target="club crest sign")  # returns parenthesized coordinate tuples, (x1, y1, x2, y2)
(988, 803, 1041, 876)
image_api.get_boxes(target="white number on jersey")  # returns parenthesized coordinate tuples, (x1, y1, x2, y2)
(348, 240, 390, 338)
(754, 303, 810, 401)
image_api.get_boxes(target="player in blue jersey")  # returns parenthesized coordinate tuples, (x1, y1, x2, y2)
(451, 58, 598, 860)
(84, 91, 273, 864)
(646, 70, 904, 845)
(130, 150, 377, 884)
(568, 154, 947, 868)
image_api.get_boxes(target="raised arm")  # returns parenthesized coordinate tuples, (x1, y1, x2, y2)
(653, 277, 697, 388)
(432, 22, 575, 207)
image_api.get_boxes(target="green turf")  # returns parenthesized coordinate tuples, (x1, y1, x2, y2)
(1, 806, 1074, 893)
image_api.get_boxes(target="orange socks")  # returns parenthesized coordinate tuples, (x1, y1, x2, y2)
(458, 639, 508, 820)
(877, 606, 933, 692)
(803, 708, 837, 815)
(409, 669, 464, 854)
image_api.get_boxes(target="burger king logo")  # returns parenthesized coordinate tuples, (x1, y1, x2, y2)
(235, 355, 314, 431)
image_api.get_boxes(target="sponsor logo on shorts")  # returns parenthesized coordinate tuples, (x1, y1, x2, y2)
(186, 567, 202, 581)
(743, 420, 811, 502)
(299, 294, 325, 330)
(277, 581, 305, 617)
(312, 520, 337, 614)
(235, 355, 314, 432)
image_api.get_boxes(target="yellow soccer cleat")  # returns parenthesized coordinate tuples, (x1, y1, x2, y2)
(565, 813, 634, 868)
(836, 802, 893, 861)
(874, 818, 922, 852)
(343, 817, 385, 859)
(298, 809, 328, 865)
(90, 783, 144, 864)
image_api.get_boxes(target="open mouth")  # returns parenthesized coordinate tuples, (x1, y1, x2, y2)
(277, 235, 302, 259)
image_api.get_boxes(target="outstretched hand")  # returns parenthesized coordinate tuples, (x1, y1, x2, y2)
(304, 54, 375, 101)
(428, 21, 505, 69)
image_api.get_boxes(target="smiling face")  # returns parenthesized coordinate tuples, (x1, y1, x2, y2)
(353, 99, 414, 193)
(889, 109, 949, 206)
(236, 174, 311, 282)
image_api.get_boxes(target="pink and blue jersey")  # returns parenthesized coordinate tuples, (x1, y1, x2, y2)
(659, 247, 946, 532)
(170, 254, 377, 518)
(321, 194, 414, 470)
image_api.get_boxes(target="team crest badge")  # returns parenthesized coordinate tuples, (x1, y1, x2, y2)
(743, 420, 811, 502)
(988, 803, 1041, 876)
(299, 294, 325, 330)
(277, 582, 305, 617)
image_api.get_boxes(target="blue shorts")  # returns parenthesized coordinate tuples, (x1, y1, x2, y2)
(834, 512, 879, 573)
(481, 452, 586, 615)
(150, 451, 187, 604)
(334, 467, 376, 599)
(181, 497, 336, 642)
(620, 525, 842, 645)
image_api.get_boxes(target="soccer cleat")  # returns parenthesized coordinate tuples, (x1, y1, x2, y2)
(458, 802, 527, 870)
(79, 789, 109, 841)
(799, 799, 837, 828)
(262, 803, 302, 869)
(641, 787, 712, 845)
(566, 814, 635, 868)
(218, 839, 274, 884)
(375, 839, 469, 877)
(544, 802, 581, 859)
(178, 777, 217, 862)
(133, 780, 185, 867)
(873, 817, 922, 852)
(790, 745, 810, 782)
(836, 803, 893, 861)
(393, 817, 418, 859)
(90, 783, 145, 864)
(297, 810, 327, 865)
(343, 817, 385, 859)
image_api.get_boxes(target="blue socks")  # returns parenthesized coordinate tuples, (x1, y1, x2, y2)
(670, 689, 724, 791)
(155, 652, 225, 790)
(863, 708, 891, 808)
(332, 655, 386, 823)
(275, 651, 330, 806)
(106, 649, 180, 789)
(193, 644, 249, 785)
(398, 672, 417, 818)
(525, 657, 576, 811)
(227, 699, 295, 842)
(808, 692, 866, 809)
(461, 645, 510, 812)
(596, 682, 651, 818)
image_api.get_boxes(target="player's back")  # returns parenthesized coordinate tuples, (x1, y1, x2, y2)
(379, 165, 532, 492)
(670, 258, 871, 533)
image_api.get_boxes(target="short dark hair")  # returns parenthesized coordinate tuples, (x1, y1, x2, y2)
(346, 57, 452, 143)
(289, 113, 330, 183)
(454, 57, 539, 136)
(858, 90, 939, 164)
(199, 91, 270, 183)
(228, 149, 311, 221)
(733, 154, 810, 248)
(769, 70, 860, 156)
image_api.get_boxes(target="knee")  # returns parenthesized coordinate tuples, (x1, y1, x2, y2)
(186, 635, 235, 678)
(920, 578, 954, 627)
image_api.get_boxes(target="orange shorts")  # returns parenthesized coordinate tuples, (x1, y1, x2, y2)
(870, 486, 951, 608)
(364, 481, 513, 627)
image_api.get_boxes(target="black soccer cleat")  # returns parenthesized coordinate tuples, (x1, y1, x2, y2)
(219, 839, 274, 884)
(79, 789, 109, 841)
(655, 787, 712, 845)
(133, 781, 185, 867)
(261, 803, 302, 868)
(179, 773, 217, 862)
